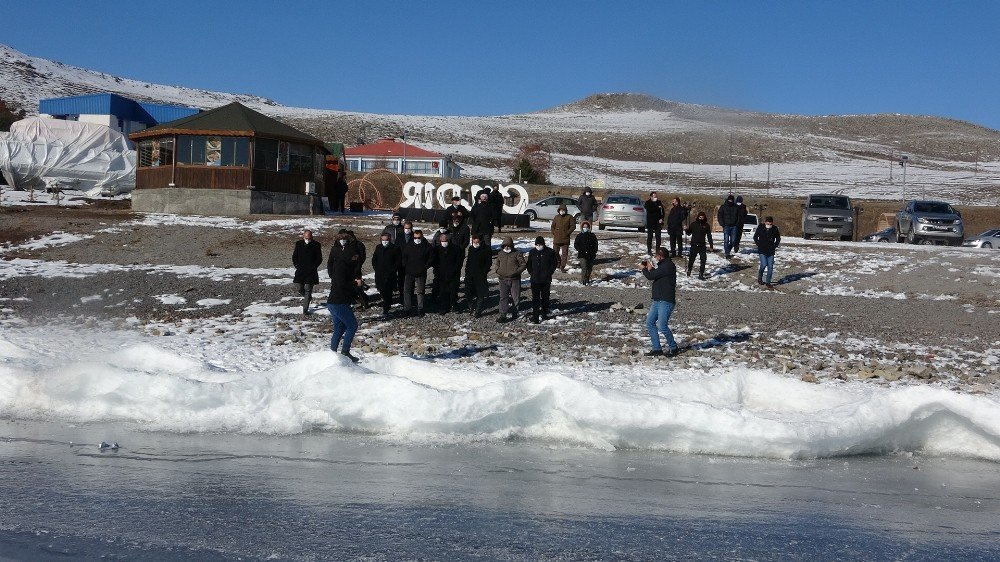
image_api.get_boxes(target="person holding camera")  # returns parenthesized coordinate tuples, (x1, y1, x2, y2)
(641, 247, 679, 357)
(666, 197, 689, 258)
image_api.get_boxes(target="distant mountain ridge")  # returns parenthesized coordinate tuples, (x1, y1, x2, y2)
(2, 43, 998, 203)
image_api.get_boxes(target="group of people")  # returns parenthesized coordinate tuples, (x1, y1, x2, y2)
(295, 192, 781, 361)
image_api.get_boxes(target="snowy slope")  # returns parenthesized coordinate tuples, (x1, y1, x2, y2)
(2, 43, 999, 203)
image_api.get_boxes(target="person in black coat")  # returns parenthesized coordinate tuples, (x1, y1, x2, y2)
(686, 211, 715, 280)
(573, 221, 599, 285)
(578, 188, 598, 223)
(464, 234, 492, 317)
(716, 194, 740, 258)
(326, 238, 361, 362)
(469, 192, 495, 249)
(372, 232, 403, 319)
(332, 229, 368, 309)
(640, 247, 679, 357)
(381, 214, 405, 245)
(666, 197, 690, 258)
(432, 232, 464, 313)
(489, 186, 505, 233)
(401, 230, 435, 316)
(733, 195, 749, 253)
(526, 236, 559, 323)
(440, 196, 470, 228)
(644, 192, 665, 255)
(292, 229, 323, 315)
(447, 217, 471, 250)
(753, 216, 782, 288)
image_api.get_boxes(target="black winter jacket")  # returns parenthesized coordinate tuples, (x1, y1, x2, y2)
(642, 258, 677, 303)
(292, 239, 323, 284)
(753, 224, 781, 257)
(401, 240, 435, 277)
(381, 223, 405, 245)
(372, 242, 402, 291)
(686, 221, 714, 248)
(578, 192, 598, 215)
(469, 202, 494, 236)
(644, 199, 665, 226)
(465, 244, 492, 279)
(717, 201, 740, 228)
(527, 246, 559, 284)
(440, 204, 470, 227)
(434, 243, 464, 281)
(666, 205, 689, 230)
(327, 246, 359, 304)
(574, 231, 598, 260)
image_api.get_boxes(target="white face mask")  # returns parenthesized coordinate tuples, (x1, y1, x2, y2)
(339, 239, 347, 246)
(381, 240, 390, 247)
(585, 191, 591, 195)
(535, 245, 544, 251)
(452, 223, 460, 228)
(441, 242, 449, 247)
(414, 238, 422, 244)
(472, 243, 480, 249)
(303, 238, 311, 244)
(558, 210, 566, 215)
(765, 224, 773, 229)
(404, 228, 412, 234)
(583, 228, 590, 233)
(651, 196, 657, 201)
(503, 247, 512, 253)
(393, 220, 400, 225)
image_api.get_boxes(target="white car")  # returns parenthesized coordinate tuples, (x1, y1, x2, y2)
(742, 213, 759, 236)
(962, 228, 1000, 249)
(523, 196, 580, 221)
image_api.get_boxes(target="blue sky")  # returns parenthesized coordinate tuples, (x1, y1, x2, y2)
(5, 1, 1000, 129)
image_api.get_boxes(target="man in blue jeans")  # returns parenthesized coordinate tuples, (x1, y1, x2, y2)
(716, 194, 740, 259)
(641, 247, 679, 357)
(753, 216, 781, 289)
(327, 233, 363, 362)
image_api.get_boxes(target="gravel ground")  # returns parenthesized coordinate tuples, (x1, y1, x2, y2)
(2, 206, 998, 392)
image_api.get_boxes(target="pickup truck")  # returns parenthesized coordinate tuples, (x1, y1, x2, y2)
(895, 200, 964, 245)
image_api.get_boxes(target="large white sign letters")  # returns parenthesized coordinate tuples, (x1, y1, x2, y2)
(400, 182, 529, 214)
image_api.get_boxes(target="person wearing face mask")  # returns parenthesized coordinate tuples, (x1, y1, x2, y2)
(448, 216, 471, 250)
(470, 191, 496, 250)
(640, 247, 680, 357)
(432, 233, 464, 314)
(732, 195, 749, 253)
(343, 230, 369, 309)
(644, 192, 665, 255)
(396, 221, 414, 299)
(578, 188, 598, 223)
(489, 186, 505, 233)
(716, 194, 740, 259)
(686, 211, 715, 280)
(401, 229, 435, 317)
(493, 236, 527, 322)
(440, 195, 470, 228)
(573, 221, 599, 285)
(464, 234, 492, 317)
(526, 236, 559, 324)
(382, 214, 405, 245)
(372, 232, 402, 320)
(752, 216, 781, 289)
(666, 197, 689, 258)
(327, 234, 362, 362)
(550, 203, 577, 272)
(292, 229, 323, 315)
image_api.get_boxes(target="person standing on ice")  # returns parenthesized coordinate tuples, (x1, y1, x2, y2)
(327, 233, 362, 362)
(292, 229, 323, 315)
(526, 236, 559, 324)
(493, 236, 527, 323)
(753, 215, 781, 289)
(641, 247, 680, 357)
(686, 211, 714, 280)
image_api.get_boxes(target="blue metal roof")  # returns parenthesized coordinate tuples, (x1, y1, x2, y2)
(39, 93, 199, 125)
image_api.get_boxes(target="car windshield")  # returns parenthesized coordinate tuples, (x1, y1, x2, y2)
(808, 196, 851, 209)
(607, 196, 639, 205)
(981, 229, 1000, 237)
(745, 215, 758, 224)
(914, 201, 956, 214)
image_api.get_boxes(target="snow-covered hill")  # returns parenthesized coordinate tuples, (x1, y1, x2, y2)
(2, 44, 999, 203)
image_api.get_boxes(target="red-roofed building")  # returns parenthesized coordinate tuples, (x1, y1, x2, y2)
(345, 137, 461, 178)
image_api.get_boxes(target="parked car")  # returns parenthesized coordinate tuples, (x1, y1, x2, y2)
(597, 193, 647, 231)
(801, 194, 855, 241)
(862, 227, 896, 243)
(962, 228, 1000, 249)
(523, 196, 580, 222)
(742, 213, 758, 236)
(895, 200, 964, 245)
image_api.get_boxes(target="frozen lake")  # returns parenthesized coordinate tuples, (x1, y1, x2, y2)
(1, 420, 998, 561)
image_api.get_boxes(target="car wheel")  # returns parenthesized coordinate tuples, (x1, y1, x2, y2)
(525, 210, 537, 221)
(639, 226, 646, 233)
(895, 224, 905, 243)
(840, 235, 852, 242)
(906, 225, 918, 244)
(983, 242, 992, 249)
(574, 213, 581, 221)
(877, 237, 889, 243)
(802, 233, 813, 240)
(598, 223, 606, 231)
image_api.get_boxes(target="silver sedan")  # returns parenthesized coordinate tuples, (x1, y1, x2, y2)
(523, 196, 580, 221)
(597, 193, 647, 231)
(962, 228, 1000, 249)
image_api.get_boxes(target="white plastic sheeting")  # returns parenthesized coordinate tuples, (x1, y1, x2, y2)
(0, 117, 136, 195)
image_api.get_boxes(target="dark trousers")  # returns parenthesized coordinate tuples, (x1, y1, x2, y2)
(733, 227, 745, 252)
(439, 276, 460, 311)
(295, 282, 313, 310)
(668, 227, 684, 256)
(646, 226, 661, 253)
(687, 245, 707, 276)
(579, 257, 594, 284)
(530, 282, 552, 316)
(378, 287, 393, 314)
(465, 274, 489, 310)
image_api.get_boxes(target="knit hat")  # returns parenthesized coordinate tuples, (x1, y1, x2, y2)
(534, 236, 545, 245)
(735, 195, 744, 204)
(726, 195, 735, 202)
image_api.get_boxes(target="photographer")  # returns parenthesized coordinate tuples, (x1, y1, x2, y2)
(640, 248, 679, 357)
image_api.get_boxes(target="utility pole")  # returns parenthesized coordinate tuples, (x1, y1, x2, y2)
(975, 148, 979, 177)
(901, 155, 909, 201)
(766, 160, 771, 199)
(889, 149, 894, 182)
(728, 132, 733, 184)
(402, 129, 407, 175)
